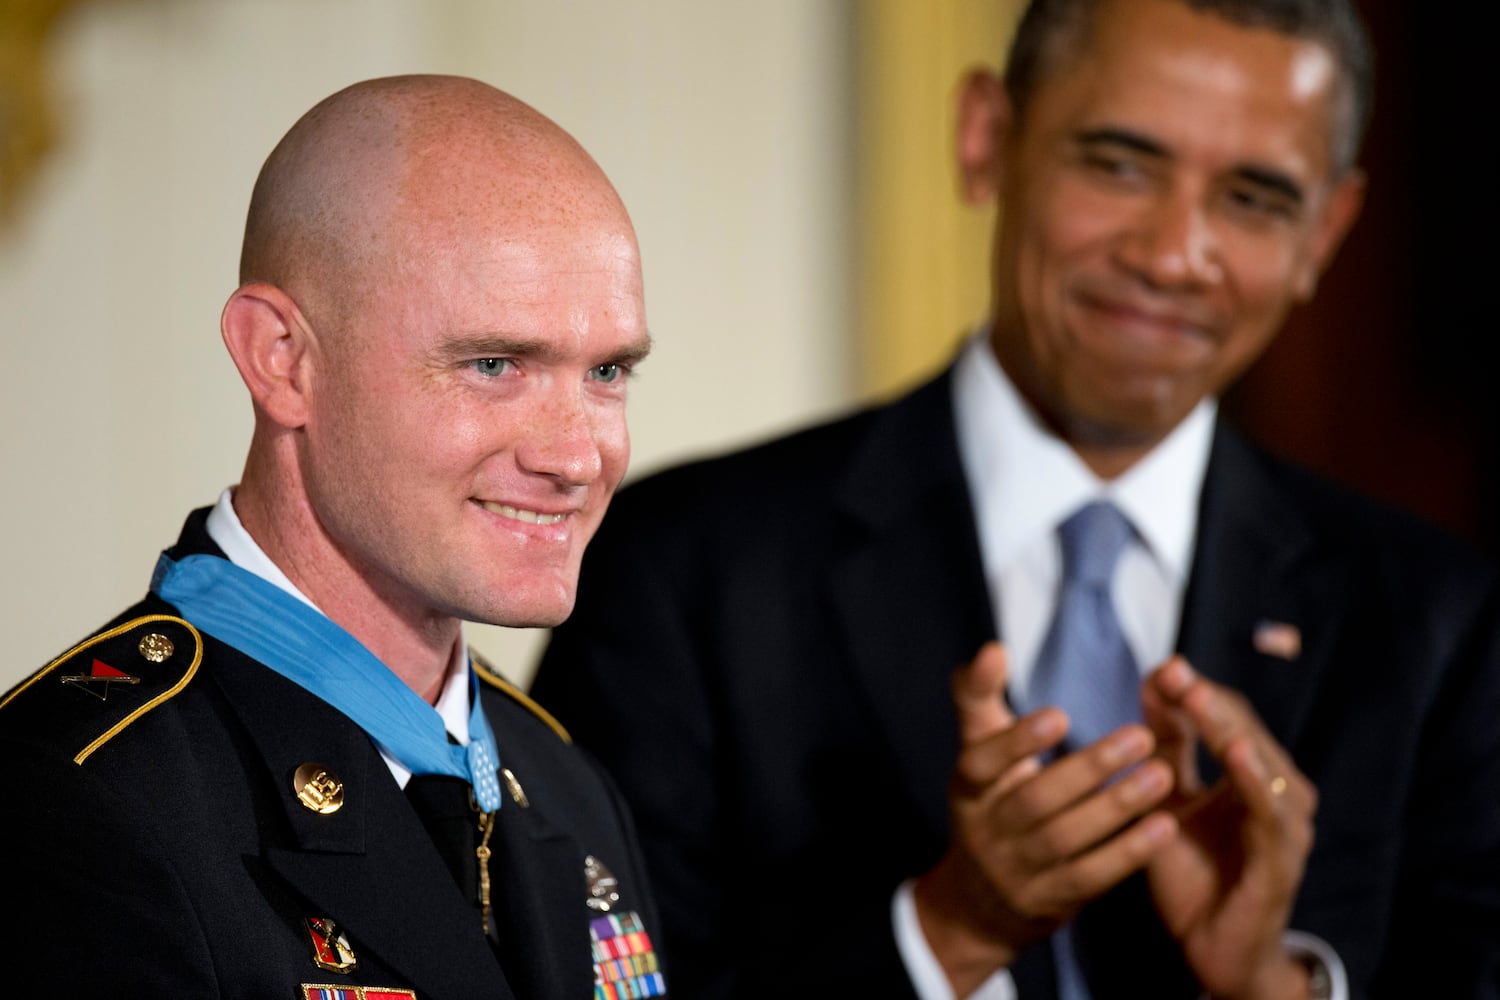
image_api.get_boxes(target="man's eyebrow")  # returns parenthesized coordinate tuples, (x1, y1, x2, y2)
(610, 334, 653, 368)
(1073, 126, 1170, 159)
(430, 335, 562, 363)
(430, 332, 654, 367)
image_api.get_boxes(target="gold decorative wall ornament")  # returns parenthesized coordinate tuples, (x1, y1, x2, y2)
(0, 0, 86, 227)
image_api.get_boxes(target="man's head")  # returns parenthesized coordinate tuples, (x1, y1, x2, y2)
(223, 75, 650, 629)
(958, 0, 1369, 477)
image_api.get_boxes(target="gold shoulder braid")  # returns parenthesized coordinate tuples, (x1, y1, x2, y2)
(0, 615, 203, 764)
(469, 649, 571, 744)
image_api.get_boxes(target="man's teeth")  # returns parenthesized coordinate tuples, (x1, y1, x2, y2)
(480, 501, 565, 525)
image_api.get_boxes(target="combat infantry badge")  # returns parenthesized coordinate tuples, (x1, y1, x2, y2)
(584, 854, 620, 912)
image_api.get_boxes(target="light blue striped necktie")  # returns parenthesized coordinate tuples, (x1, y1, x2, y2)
(1025, 500, 1140, 1000)
(1027, 500, 1141, 750)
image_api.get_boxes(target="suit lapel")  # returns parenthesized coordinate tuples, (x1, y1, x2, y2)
(826, 371, 997, 832)
(1178, 424, 1349, 754)
(1082, 426, 1352, 997)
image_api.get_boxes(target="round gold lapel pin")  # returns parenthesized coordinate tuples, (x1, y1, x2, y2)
(292, 763, 344, 815)
(137, 633, 175, 663)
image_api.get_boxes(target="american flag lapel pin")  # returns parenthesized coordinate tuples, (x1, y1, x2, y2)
(1252, 620, 1302, 661)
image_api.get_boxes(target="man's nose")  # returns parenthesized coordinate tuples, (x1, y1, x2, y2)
(515, 388, 605, 486)
(1115, 189, 1224, 290)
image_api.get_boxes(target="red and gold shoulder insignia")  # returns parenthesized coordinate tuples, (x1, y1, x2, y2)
(0, 614, 202, 764)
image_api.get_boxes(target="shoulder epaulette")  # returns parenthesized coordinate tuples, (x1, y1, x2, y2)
(0, 615, 203, 764)
(470, 649, 571, 744)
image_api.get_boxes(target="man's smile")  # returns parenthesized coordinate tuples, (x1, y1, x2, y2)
(476, 499, 570, 526)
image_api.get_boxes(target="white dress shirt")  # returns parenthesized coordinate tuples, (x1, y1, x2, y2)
(891, 335, 1343, 999)
(204, 487, 474, 785)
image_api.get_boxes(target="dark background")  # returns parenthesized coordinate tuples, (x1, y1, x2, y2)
(1224, 2, 1497, 558)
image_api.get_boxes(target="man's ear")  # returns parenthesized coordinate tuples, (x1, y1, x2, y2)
(1294, 167, 1366, 301)
(955, 68, 1012, 206)
(220, 282, 315, 429)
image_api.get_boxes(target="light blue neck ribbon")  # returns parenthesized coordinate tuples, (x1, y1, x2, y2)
(151, 552, 503, 812)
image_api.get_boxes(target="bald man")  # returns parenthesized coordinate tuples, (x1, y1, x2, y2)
(0, 76, 663, 1000)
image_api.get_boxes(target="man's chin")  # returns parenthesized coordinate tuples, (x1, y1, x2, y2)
(487, 610, 572, 629)
(466, 589, 577, 630)
(1058, 380, 1198, 450)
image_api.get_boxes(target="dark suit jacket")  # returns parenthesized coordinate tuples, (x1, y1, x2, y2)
(534, 368, 1500, 998)
(0, 509, 662, 1000)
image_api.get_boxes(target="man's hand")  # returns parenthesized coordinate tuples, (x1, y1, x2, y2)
(1143, 658, 1318, 1000)
(913, 642, 1178, 997)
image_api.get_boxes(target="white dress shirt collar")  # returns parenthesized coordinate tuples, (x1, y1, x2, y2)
(953, 332, 1215, 588)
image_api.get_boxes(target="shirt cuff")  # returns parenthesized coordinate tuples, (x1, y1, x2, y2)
(1284, 929, 1348, 1000)
(892, 878, 1017, 1000)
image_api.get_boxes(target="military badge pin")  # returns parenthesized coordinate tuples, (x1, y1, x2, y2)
(306, 916, 357, 973)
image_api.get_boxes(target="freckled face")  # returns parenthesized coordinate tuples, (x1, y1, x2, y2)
(301, 209, 648, 628)
(986, 0, 1361, 457)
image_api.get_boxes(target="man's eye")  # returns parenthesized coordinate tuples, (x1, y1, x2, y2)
(472, 358, 513, 377)
(589, 363, 624, 384)
(1083, 152, 1144, 182)
(1226, 185, 1298, 222)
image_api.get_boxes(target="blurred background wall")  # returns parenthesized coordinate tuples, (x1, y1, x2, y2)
(2, 0, 1491, 693)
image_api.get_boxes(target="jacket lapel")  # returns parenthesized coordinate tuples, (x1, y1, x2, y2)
(826, 371, 997, 833)
(485, 761, 592, 1000)
(1177, 423, 1349, 754)
(212, 644, 515, 1000)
